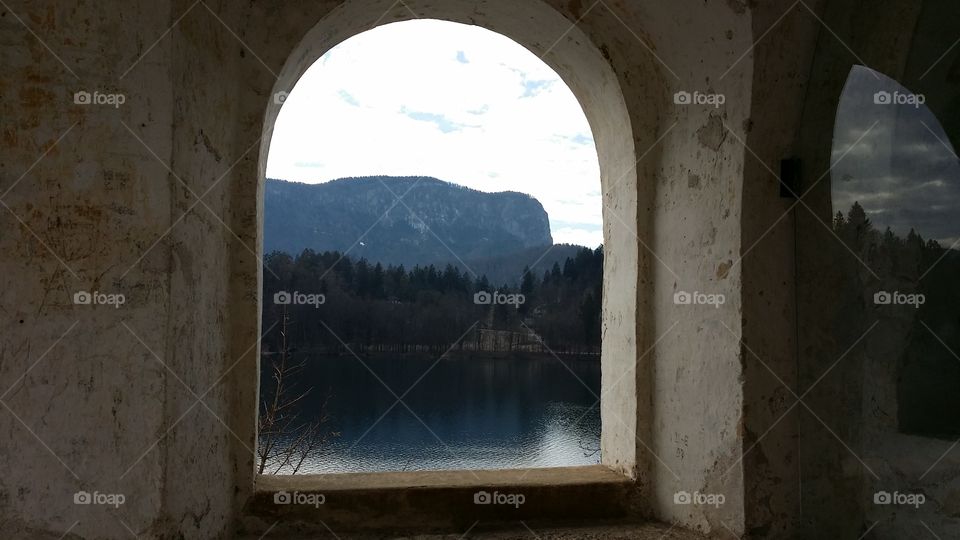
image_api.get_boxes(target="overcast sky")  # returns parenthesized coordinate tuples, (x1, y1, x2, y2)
(833, 65, 960, 248)
(266, 20, 602, 248)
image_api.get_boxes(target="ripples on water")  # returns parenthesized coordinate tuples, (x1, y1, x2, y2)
(262, 353, 601, 474)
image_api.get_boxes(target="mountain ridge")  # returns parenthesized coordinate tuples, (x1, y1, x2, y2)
(264, 176, 555, 271)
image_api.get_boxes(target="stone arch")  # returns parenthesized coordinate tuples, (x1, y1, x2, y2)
(240, 0, 759, 535)
(255, 0, 643, 476)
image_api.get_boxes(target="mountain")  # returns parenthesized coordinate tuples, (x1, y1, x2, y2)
(264, 176, 554, 269)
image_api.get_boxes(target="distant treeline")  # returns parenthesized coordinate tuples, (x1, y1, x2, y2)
(261, 246, 603, 355)
(833, 201, 960, 439)
(834, 201, 949, 270)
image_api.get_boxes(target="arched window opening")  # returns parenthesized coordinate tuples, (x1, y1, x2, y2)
(832, 65, 960, 440)
(257, 20, 605, 474)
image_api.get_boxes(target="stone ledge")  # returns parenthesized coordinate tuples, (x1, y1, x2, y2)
(237, 520, 705, 539)
(255, 465, 631, 492)
(242, 465, 636, 535)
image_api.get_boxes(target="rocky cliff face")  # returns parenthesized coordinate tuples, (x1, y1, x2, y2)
(264, 176, 553, 267)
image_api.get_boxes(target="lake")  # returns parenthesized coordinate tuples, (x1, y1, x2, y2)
(260, 352, 601, 474)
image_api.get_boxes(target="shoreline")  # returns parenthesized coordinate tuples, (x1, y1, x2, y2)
(261, 349, 601, 362)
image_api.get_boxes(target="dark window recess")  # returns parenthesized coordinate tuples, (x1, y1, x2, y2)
(832, 65, 960, 440)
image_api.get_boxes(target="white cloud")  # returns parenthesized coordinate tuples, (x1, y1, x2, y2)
(266, 19, 602, 247)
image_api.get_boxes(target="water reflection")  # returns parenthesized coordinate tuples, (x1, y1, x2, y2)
(261, 353, 601, 474)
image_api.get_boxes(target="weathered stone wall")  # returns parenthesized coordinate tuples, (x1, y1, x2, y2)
(738, 1, 827, 536)
(795, 0, 960, 538)
(0, 2, 176, 538)
(4, 0, 924, 538)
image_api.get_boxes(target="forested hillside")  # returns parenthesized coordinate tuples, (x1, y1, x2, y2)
(261, 246, 603, 354)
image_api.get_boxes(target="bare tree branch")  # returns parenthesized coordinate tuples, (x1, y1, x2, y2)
(258, 305, 338, 474)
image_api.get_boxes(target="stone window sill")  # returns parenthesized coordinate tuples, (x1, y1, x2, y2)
(245, 465, 634, 535)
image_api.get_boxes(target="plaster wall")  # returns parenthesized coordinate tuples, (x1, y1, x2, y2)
(0, 2, 176, 538)
(0, 0, 834, 538)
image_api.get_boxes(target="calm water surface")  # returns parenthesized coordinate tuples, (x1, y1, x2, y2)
(264, 353, 601, 474)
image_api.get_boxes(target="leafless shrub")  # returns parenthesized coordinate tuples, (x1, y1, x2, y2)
(257, 306, 338, 474)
